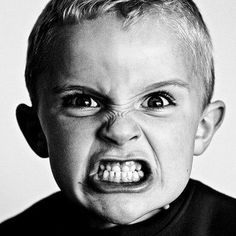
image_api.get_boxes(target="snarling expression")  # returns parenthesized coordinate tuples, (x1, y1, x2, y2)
(36, 15, 202, 226)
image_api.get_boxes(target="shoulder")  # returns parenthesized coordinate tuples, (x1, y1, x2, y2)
(188, 179, 236, 235)
(1, 191, 64, 221)
(0, 192, 71, 234)
(191, 179, 236, 208)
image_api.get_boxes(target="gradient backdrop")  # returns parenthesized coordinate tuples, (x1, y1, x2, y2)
(0, 0, 236, 222)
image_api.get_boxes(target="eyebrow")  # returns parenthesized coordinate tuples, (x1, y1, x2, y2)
(52, 79, 190, 97)
(53, 85, 94, 94)
(141, 80, 190, 94)
(52, 84, 111, 101)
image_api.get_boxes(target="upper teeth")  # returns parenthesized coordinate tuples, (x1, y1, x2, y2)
(96, 161, 145, 183)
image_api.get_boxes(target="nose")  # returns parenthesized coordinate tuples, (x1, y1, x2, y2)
(98, 116, 141, 146)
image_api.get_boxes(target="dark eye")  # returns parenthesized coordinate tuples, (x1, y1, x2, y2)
(141, 92, 175, 109)
(63, 94, 99, 108)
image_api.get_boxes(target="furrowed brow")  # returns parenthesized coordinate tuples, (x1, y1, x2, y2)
(52, 84, 111, 101)
(141, 80, 190, 93)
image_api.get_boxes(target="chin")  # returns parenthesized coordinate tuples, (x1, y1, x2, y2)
(100, 207, 145, 225)
(88, 194, 160, 226)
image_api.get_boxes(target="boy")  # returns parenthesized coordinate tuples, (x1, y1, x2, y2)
(1, 0, 236, 235)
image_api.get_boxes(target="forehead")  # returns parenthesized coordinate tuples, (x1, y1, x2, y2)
(49, 14, 196, 97)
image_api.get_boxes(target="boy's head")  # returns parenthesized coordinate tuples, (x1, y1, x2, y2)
(17, 0, 225, 228)
(26, 0, 214, 109)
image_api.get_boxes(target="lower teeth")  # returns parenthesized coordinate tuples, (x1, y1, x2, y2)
(97, 168, 145, 183)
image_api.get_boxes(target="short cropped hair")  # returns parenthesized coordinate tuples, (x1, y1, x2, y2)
(25, 0, 214, 108)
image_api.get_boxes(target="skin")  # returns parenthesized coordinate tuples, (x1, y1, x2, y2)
(18, 15, 225, 228)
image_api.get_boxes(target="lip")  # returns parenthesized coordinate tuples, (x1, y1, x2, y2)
(88, 173, 153, 193)
(86, 155, 153, 193)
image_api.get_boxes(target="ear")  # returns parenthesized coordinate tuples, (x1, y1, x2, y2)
(194, 100, 225, 156)
(16, 104, 48, 158)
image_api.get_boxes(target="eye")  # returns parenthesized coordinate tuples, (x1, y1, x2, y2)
(141, 91, 175, 109)
(62, 93, 100, 109)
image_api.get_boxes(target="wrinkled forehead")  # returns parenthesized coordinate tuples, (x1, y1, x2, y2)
(42, 14, 199, 99)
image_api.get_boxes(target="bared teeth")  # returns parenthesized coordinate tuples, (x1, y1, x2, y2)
(136, 163, 141, 171)
(121, 165, 129, 172)
(132, 171, 139, 182)
(106, 163, 112, 171)
(114, 171, 121, 182)
(138, 170, 144, 178)
(109, 171, 115, 181)
(96, 161, 145, 183)
(112, 165, 120, 172)
(100, 164, 105, 170)
(103, 170, 109, 181)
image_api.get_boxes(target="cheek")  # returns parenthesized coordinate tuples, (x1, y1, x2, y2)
(139, 113, 198, 176)
(41, 115, 99, 185)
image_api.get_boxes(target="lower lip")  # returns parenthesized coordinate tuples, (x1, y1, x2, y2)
(87, 174, 153, 193)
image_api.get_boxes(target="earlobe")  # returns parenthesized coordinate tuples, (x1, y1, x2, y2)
(194, 100, 225, 156)
(16, 104, 48, 158)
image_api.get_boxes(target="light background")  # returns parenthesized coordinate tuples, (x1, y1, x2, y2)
(0, 0, 236, 223)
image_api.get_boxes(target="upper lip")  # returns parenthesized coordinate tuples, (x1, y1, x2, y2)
(93, 150, 149, 160)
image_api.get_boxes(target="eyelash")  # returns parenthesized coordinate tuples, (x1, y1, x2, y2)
(61, 90, 176, 111)
(141, 91, 176, 109)
(62, 93, 100, 109)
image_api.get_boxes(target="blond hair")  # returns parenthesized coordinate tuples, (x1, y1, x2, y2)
(26, 0, 214, 108)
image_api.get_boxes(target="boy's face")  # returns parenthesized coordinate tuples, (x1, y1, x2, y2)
(36, 15, 203, 226)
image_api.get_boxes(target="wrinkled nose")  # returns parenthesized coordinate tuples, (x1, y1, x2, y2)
(98, 117, 141, 146)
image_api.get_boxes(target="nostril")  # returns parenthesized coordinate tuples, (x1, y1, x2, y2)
(103, 135, 123, 146)
(130, 134, 140, 141)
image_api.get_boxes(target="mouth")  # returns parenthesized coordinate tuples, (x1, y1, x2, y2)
(87, 159, 153, 193)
